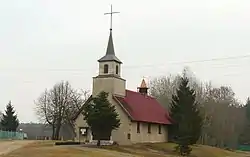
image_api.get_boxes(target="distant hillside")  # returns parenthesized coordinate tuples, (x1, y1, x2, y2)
(17, 123, 74, 140)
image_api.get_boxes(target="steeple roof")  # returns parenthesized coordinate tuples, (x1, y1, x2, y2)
(139, 78, 148, 89)
(98, 30, 122, 63)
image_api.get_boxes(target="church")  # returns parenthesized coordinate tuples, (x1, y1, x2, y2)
(73, 24, 171, 145)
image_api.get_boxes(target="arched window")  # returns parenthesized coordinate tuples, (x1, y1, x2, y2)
(104, 64, 109, 74)
(116, 65, 119, 75)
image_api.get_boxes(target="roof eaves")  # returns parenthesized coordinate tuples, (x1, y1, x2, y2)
(72, 95, 92, 121)
(113, 95, 134, 120)
(97, 55, 122, 64)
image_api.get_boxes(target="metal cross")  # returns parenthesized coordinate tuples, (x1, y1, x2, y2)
(104, 5, 120, 31)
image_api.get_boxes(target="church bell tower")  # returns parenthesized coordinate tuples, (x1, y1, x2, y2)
(92, 6, 126, 97)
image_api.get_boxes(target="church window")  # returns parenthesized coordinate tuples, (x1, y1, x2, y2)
(158, 124, 162, 134)
(148, 123, 151, 134)
(127, 133, 131, 139)
(116, 65, 119, 74)
(104, 64, 109, 74)
(137, 122, 140, 133)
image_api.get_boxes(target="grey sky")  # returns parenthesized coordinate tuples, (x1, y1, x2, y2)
(0, 0, 250, 123)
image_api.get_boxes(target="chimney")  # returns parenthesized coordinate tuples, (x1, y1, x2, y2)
(137, 78, 148, 95)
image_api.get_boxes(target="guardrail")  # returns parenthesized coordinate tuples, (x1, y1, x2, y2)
(0, 130, 25, 140)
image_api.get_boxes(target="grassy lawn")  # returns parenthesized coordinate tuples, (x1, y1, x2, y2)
(1, 141, 250, 157)
(102, 142, 250, 157)
(0, 141, 113, 157)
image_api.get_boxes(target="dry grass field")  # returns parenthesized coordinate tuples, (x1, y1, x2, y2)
(103, 142, 250, 157)
(0, 141, 136, 157)
(1, 140, 250, 157)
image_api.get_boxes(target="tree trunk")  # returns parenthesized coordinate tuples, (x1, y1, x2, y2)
(55, 127, 60, 140)
(55, 122, 62, 140)
(51, 125, 55, 140)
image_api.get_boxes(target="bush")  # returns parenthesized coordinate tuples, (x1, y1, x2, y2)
(55, 141, 80, 145)
(85, 139, 89, 143)
(112, 141, 119, 146)
(179, 145, 192, 156)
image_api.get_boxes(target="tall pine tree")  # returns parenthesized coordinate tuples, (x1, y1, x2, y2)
(83, 91, 120, 146)
(246, 98, 250, 123)
(0, 101, 19, 131)
(170, 76, 203, 156)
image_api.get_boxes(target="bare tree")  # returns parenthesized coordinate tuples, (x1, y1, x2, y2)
(35, 81, 89, 140)
(149, 67, 245, 149)
(149, 67, 203, 108)
(63, 89, 90, 138)
(35, 89, 57, 138)
(149, 74, 179, 109)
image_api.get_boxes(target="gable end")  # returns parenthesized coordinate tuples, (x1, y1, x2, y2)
(72, 95, 93, 121)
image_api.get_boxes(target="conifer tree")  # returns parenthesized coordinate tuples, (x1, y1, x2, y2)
(170, 76, 203, 156)
(245, 98, 250, 123)
(0, 101, 19, 131)
(83, 91, 120, 146)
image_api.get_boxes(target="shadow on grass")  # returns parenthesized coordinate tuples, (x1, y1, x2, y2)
(101, 143, 178, 157)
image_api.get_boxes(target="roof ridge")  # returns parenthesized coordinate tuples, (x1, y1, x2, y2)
(125, 89, 155, 99)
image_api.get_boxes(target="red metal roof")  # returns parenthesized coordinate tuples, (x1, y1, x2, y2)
(114, 90, 171, 125)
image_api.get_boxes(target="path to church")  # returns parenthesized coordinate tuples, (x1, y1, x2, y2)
(0, 140, 33, 155)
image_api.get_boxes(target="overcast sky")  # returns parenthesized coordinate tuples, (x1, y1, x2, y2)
(0, 0, 250, 123)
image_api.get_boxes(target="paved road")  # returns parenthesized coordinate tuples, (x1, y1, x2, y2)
(0, 140, 34, 155)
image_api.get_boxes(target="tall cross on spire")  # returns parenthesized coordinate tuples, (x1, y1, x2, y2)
(104, 4, 120, 31)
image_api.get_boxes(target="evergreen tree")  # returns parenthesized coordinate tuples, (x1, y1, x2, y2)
(83, 91, 120, 146)
(0, 101, 19, 131)
(170, 76, 203, 156)
(245, 98, 250, 122)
